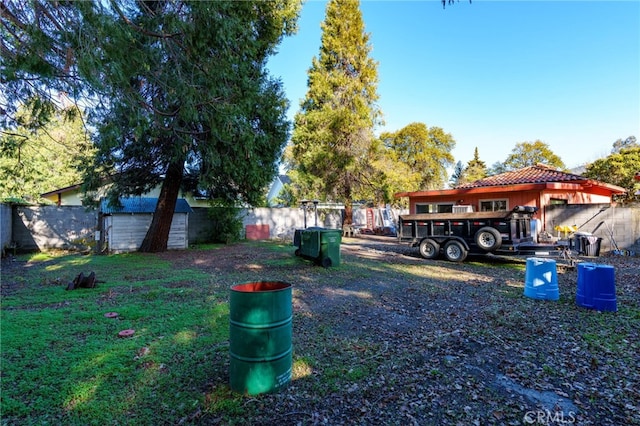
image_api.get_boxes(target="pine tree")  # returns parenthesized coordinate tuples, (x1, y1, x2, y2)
(449, 161, 466, 187)
(288, 0, 381, 224)
(464, 147, 487, 182)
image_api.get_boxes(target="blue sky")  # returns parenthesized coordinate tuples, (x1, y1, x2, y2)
(267, 0, 640, 171)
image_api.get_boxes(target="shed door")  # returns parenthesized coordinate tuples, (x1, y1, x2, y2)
(167, 213, 188, 250)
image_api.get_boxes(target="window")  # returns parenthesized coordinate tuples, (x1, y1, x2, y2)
(479, 199, 507, 212)
(415, 203, 454, 214)
(550, 198, 567, 205)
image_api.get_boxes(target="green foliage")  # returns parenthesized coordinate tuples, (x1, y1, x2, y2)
(1, 2, 85, 129)
(503, 140, 566, 171)
(450, 160, 466, 187)
(584, 145, 640, 202)
(2, 0, 302, 251)
(207, 206, 245, 244)
(463, 147, 488, 182)
(0, 103, 94, 201)
(486, 161, 509, 176)
(451, 148, 487, 186)
(271, 182, 297, 207)
(379, 122, 456, 191)
(74, 1, 300, 205)
(287, 0, 381, 209)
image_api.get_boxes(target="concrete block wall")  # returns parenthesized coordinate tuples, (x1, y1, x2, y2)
(545, 203, 640, 254)
(13, 205, 98, 252)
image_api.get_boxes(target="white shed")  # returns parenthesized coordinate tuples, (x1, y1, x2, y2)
(100, 197, 193, 253)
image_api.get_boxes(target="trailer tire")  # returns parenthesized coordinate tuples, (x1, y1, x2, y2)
(474, 227, 502, 252)
(444, 240, 468, 262)
(419, 239, 440, 259)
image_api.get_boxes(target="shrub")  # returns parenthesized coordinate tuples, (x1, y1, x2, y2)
(207, 207, 244, 244)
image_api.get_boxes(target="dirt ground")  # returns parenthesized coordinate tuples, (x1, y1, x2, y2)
(151, 235, 640, 426)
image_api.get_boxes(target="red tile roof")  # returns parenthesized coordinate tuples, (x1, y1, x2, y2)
(455, 164, 586, 189)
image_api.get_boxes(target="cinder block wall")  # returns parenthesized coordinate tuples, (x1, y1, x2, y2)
(545, 203, 640, 254)
(13, 206, 97, 252)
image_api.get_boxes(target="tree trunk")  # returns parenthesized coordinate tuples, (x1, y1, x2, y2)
(343, 178, 353, 225)
(344, 202, 353, 225)
(139, 159, 184, 253)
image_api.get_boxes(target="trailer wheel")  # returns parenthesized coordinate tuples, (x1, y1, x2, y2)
(444, 240, 468, 262)
(474, 227, 502, 252)
(419, 238, 440, 259)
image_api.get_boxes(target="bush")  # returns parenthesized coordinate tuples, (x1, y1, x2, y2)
(207, 207, 244, 244)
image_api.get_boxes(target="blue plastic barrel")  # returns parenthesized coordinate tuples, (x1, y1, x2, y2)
(524, 258, 559, 301)
(576, 263, 617, 312)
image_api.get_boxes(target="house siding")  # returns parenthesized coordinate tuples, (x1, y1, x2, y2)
(409, 190, 615, 229)
(42, 185, 213, 208)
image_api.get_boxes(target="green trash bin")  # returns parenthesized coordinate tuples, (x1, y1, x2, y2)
(293, 227, 341, 267)
(318, 228, 342, 267)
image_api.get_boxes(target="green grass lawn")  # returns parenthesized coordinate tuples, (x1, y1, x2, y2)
(2, 250, 239, 425)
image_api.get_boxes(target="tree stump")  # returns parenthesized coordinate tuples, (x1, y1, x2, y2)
(66, 271, 98, 290)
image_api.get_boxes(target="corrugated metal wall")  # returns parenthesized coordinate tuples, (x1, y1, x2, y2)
(105, 213, 188, 252)
(1, 204, 12, 253)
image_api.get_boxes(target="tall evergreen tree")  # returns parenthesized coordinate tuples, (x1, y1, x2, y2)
(2, 1, 301, 252)
(449, 160, 466, 187)
(287, 0, 381, 224)
(464, 147, 487, 182)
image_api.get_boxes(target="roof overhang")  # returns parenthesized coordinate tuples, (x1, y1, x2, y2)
(41, 183, 83, 197)
(395, 180, 626, 199)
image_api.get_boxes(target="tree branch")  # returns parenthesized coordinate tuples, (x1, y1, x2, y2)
(109, 0, 182, 40)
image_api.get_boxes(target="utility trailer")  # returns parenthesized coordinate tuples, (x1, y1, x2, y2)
(398, 206, 564, 262)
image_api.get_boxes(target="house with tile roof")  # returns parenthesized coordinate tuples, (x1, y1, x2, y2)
(395, 164, 626, 230)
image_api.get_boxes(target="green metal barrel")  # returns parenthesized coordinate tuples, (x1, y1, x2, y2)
(229, 281, 292, 395)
